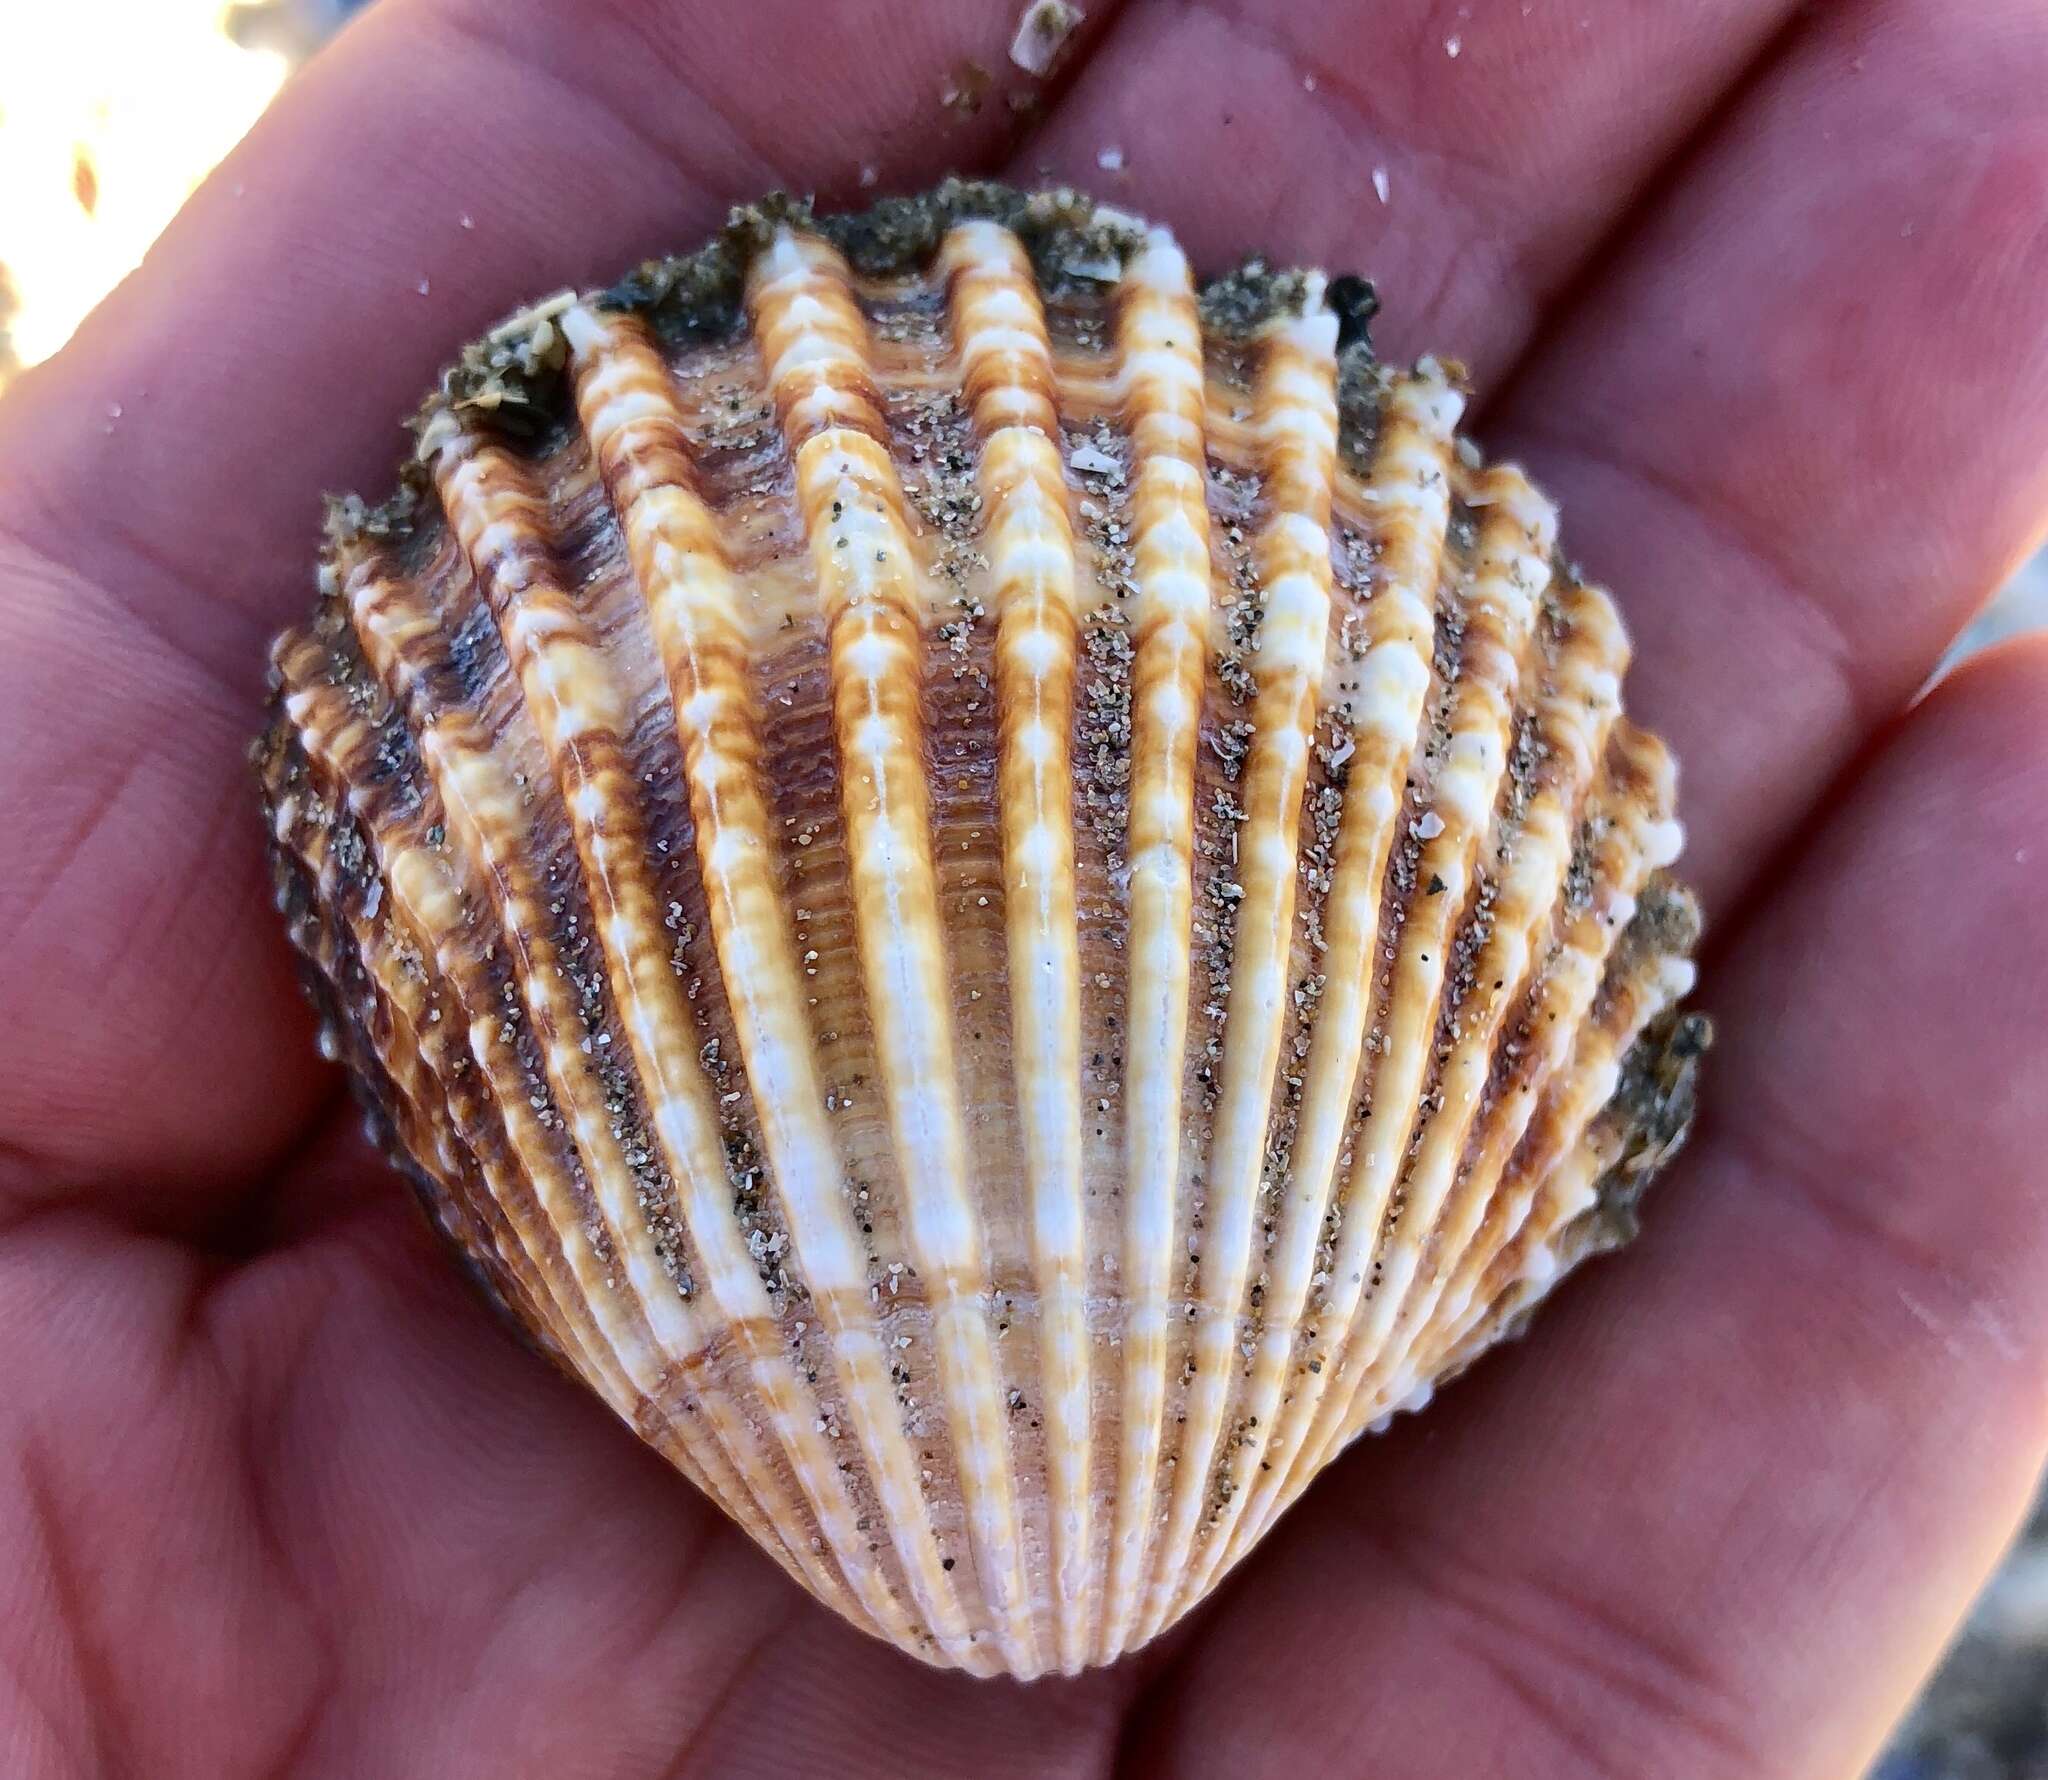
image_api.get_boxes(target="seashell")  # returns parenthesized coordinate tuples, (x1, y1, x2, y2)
(255, 181, 1707, 1678)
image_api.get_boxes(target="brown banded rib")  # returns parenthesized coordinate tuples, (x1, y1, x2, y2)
(1384, 729, 1692, 1409)
(937, 220, 1095, 1673)
(263, 735, 569, 1367)
(555, 299, 1001, 1670)
(273, 641, 653, 1430)
(291, 573, 862, 1601)
(1344, 901, 1698, 1447)
(1189, 458, 1561, 1593)
(266, 723, 578, 1353)
(1254, 424, 1543, 1501)
(1263, 462, 1553, 1499)
(1398, 578, 1643, 1370)
(1212, 554, 1633, 1566)
(1432, 894, 1700, 1381)
(370, 437, 916, 1645)
(1341, 721, 1687, 1441)
(745, 229, 1040, 1677)
(267, 716, 797, 1546)
(1305, 555, 1634, 1468)
(1195, 363, 1465, 1570)
(1382, 1021, 1695, 1449)
(1137, 292, 1340, 1641)
(1098, 226, 1213, 1665)
(1308, 745, 1689, 1471)
(269, 656, 834, 1581)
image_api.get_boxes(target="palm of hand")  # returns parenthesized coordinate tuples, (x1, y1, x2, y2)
(3, 2, 2046, 1775)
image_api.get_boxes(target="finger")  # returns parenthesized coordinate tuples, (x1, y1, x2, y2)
(0, 0, 1123, 1211)
(1137, 637, 2048, 1780)
(1485, 0, 2048, 914)
(1014, 0, 1800, 379)
(0, 536, 332, 1215)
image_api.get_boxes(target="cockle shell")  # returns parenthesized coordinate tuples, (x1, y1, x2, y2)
(256, 182, 1707, 1679)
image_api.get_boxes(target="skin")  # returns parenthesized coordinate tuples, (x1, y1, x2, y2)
(0, 0, 2045, 1772)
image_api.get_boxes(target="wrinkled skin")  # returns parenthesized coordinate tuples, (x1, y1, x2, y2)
(2, 1, 2046, 1774)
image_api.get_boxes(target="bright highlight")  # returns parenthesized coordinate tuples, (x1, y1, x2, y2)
(0, 0, 288, 384)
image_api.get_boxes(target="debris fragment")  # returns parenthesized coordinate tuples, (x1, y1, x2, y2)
(1009, 0, 1083, 76)
(941, 61, 992, 117)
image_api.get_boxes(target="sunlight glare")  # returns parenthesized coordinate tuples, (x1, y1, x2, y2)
(0, 0, 289, 383)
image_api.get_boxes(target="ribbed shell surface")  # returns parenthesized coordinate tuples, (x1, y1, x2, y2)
(257, 187, 1706, 1678)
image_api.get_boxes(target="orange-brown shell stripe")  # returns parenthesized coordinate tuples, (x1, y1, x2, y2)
(939, 219, 1095, 1674)
(747, 229, 1039, 1677)
(1098, 224, 1214, 1666)
(1312, 558, 1636, 1468)
(1191, 364, 1464, 1577)
(558, 302, 975, 1666)
(1137, 293, 1341, 1643)
(338, 497, 874, 1627)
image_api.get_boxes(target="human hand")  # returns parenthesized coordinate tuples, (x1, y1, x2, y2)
(2, 1, 2045, 1773)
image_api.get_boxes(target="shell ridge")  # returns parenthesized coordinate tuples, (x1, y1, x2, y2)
(1312, 550, 1636, 1467)
(1278, 463, 1557, 1488)
(1303, 728, 1686, 1478)
(1385, 741, 1692, 1402)
(561, 307, 991, 1659)
(1512, 992, 1705, 1293)
(1359, 592, 1647, 1403)
(264, 725, 574, 1372)
(1202, 365, 1462, 1566)
(940, 220, 1097, 1674)
(273, 625, 663, 1408)
(1212, 559, 1624, 1566)
(749, 229, 1041, 1677)
(415, 421, 912, 1636)
(272, 735, 842, 1587)
(269, 633, 842, 1579)
(335, 559, 890, 1602)
(1181, 454, 1554, 1602)
(1329, 880, 1699, 1458)
(1058, 337, 1146, 1666)
(1258, 519, 1511, 1487)
(1099, 232, 1213, 1664)
(1138, 307, 1341, 1641)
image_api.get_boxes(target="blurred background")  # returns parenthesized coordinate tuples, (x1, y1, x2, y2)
(1, 1, 2042, 1772)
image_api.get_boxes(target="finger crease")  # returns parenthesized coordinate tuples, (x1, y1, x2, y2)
(1335, 1500, 1762, 1777)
